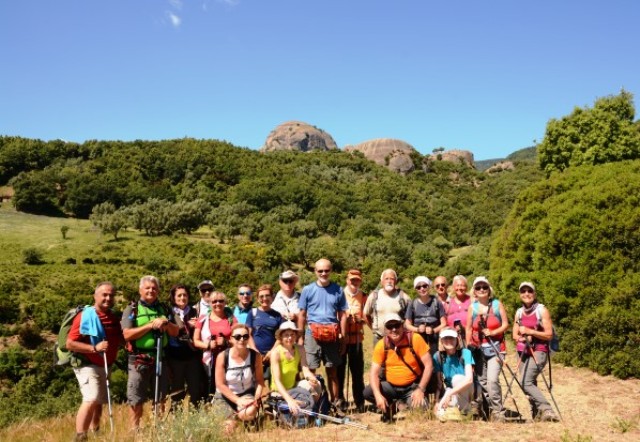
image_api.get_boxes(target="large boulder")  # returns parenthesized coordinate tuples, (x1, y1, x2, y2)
(485, 161, 515, 174)
(261, 121, 338, 152)
(430, 149, 475, 167)
(344, 138, 417, 173)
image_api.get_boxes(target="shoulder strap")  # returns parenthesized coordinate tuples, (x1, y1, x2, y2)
(224, 347, 231, 371)
(471, 300, 479, 322)
(535, 304, 544, 326)
(516, 306, 524, 323)
(491, 299, 501, 322)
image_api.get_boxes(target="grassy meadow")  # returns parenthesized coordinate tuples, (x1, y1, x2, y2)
(1, 204, 640, 441)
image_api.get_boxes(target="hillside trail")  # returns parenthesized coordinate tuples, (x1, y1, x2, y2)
(246, 361, 640, 442)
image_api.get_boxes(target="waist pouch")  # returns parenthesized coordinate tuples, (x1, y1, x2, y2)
(310, 323, 339, 343)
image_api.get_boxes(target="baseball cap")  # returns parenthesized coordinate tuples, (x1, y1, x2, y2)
(519, 281, 536, 291)
(383, 313, 403, 326)
(413, 276, 432, 288)
(440, 329, 458, 339)
(197, 280, 215, 290)
(347, 269, 362, 281)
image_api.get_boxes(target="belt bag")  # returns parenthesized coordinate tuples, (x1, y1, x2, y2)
(310, 323, 339, 343)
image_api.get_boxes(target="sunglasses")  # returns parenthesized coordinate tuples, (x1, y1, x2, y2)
(232, 334, 250, 341)
(316, 269, 331, 274)
(415, 284, 429, 290)
(435, 283, 447, 288)
(258, 294, 272, 299)
(281, 279, 295, 284)
(211, 299, 225, 304)
(200, 288, 214, 293)
(238, 291, 252, 296)
(520, 288, 534, 294)
(385, 321, 403, 330)
(475, 285, 490, 291)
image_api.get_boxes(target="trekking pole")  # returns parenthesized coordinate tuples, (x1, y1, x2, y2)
(101, 346, 114, 433)
(345, 347, 351, 408)
(207, 337, 214, 397)
(523, 338, 563, 421)
(502, 348, 526, 405)
(298, 409, 369, 429)
(154, 332, 162, 419)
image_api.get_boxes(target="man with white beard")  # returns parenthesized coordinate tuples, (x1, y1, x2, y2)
(364, 269, 412, 346)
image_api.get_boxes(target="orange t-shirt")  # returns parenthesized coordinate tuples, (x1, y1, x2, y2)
(372, 332, 429, 386)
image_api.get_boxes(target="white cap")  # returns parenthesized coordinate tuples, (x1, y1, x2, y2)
(519, 281, 535, 291)
(440, 329, 458, 339)
(413, 276, 432, 288)
(383, 313, 403, 325)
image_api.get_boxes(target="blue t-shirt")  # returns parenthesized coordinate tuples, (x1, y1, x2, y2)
(298, 282, 348, 324)
(432, 348, 475, 388)
(233, 305, 253, 325)
(246, 308, 283, 355)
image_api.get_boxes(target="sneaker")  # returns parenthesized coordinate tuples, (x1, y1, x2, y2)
(540, 409, 559, 422)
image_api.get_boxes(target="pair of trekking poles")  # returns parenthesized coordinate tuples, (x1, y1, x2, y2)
(464, 317, 562, 422)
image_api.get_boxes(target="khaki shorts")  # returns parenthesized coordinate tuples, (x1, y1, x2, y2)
(74, 365, 107, 404)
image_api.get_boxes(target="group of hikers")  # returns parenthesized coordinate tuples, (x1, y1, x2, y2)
(67, 258, 560, 440)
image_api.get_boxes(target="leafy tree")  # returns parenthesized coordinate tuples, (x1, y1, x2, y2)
(538, 90, 640, 174)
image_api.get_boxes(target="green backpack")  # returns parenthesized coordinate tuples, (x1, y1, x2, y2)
(53, 306, 89, 367)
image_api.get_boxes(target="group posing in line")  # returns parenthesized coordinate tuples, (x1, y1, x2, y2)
(67, 258, 559, 440)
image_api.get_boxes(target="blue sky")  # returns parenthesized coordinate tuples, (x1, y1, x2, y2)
(1, 1, 638, 160)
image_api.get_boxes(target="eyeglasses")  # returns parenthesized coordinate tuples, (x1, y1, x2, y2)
(281, 279, 295, 284)
(200, 288, 213, 293)
(238, 291, 252, 296)
(316, 269, 331, 274)
(415, 284, 429, 290)
(385, 321, 403, 330)
(435, 283, 447, 288)
(520, 288, 534, 294)
(211, 299, 225, 304)
(258, 294, 272, 299)
(475, 285, 490, 291)
(349, 279, 361, 284)
(232, 334, 250, 341)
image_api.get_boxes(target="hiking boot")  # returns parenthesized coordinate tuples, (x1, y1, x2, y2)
(540, 409, 559, 422)
(74, 433, 88, 442)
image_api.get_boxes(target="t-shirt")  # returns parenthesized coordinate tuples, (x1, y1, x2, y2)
(363, 289, 411, 338)
(298, 282, 348, 324)
(432, 348, 474, 388)
(68, 308, 122, 366)
(233, 305, 253, 325)
(246, 308, 284, 355)
(405, 296, 446, 327)
(372, 332, 429, 387)
(271, 291, 300, 319)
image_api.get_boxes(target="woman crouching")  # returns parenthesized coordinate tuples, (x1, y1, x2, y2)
(214, 323, 265, 433)
(433, 327, 475, 421)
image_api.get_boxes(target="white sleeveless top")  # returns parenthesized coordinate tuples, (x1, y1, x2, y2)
(226, 351, 254, 394)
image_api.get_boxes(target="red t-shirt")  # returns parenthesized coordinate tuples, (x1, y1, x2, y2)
(68, 309, 122, 366)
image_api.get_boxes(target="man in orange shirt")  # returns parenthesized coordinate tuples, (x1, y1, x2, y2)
(336, 269, 368, 412)
(363, 313, 433, 421)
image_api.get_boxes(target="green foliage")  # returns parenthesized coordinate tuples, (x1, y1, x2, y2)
(22, 247, 44, 265)
(539, 90, 640, 174)
(491, 160, 640, 377)
(60, 225, 69, 239)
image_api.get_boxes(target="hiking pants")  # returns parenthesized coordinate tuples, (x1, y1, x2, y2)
(519, 351, 552, 417)
(476, 352, 503, 415)
(337, 342, 365, 406)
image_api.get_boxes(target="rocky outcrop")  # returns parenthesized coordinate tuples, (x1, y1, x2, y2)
(261, 121, 338, 152)
(485, 161, 515, 174)
(430, 149, 474, 167)
(344, 138, 417, 174)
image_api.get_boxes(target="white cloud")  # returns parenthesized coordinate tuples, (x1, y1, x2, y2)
(167, 12, 182, 28)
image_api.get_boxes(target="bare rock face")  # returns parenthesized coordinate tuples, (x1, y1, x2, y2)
(344, 138, 417, 173)
(261, 121, 338, 152)
(430, 149, 475, 166)
(485, 161, 515, 174)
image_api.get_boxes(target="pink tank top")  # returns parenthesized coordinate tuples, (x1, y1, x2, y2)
(446, 295, 471, 328)
(516, 311, 549, 353)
